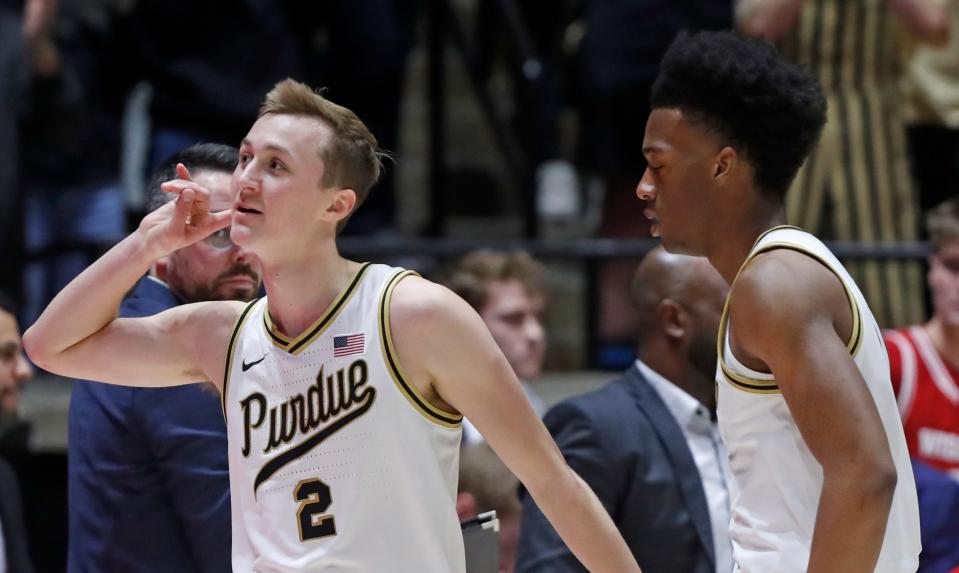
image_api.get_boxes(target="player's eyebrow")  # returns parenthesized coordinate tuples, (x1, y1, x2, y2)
(643, 144, 666, 155)
(239, 139, 294, 157)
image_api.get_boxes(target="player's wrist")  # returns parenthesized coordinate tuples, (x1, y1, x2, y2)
(127, 229, 173, 266)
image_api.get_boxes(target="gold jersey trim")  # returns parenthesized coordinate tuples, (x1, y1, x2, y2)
(378, 270, 463, 428)
(718, 228, 864, 395)
(222, 298, 262, 420)
(262, 262, 373, 355)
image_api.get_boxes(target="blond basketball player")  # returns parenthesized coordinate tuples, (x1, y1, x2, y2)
(637, 32, 920, 572)
(24, 80, 640, 573)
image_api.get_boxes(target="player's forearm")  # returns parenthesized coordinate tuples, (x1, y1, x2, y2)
(526, 469, 641, 573)
(806, 466, 897, 572)
(24, 232, 156, 367)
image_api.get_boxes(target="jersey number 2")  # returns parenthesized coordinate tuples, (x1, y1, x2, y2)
(294, 478, 336, 541)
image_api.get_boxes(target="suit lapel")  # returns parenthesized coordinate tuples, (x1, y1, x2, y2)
(623, 365, 717, 567)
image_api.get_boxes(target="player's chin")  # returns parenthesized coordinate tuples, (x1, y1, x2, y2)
(659, 236, 701, 257)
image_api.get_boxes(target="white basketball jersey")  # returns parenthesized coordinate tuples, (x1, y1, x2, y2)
(716, 227, 920, 573)
(223, 263, 465, 572)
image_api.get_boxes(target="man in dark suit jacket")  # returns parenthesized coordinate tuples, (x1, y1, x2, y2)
(516, 247, 732, 573)
(0, 293, 36, 573)
(67, 144, 262, 573)
(0, 458, 34, 573)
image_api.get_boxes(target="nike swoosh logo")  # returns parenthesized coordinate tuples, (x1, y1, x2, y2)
(241, 355, 267, 372)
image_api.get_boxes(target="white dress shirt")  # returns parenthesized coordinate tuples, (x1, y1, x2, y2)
(638, 359, 734, 573)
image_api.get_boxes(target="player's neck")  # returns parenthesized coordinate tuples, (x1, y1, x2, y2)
(708, 204, 787, 285)
(925, 317, 959, 369)
(260, 245, 360, 339)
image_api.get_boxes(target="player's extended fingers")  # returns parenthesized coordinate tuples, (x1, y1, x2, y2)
(171, 188, 195, 229)
(161, 180, 211, 215)
(160, 179, 194, 197)
(204, 210, 232, 232)
(185, 209, 231, 241)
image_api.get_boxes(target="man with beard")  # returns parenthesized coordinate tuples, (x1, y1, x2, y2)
(67, 144, 262, 573)
(516, 247, 732, 573)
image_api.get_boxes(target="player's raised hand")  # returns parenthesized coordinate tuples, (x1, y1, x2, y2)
(136, 163, 232, 259)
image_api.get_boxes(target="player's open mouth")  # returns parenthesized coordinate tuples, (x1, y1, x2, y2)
(644, 209, 660, 237)
(237, 207, 261, 215)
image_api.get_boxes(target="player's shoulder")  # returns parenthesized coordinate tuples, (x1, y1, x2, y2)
(389, 274, 470, 322)
(386, 274, 483, 356)
(730, 248, 845, 338)
(737, 249, 842, 309)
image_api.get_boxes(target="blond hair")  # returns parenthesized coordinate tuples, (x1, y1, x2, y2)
(443, 250, 546, 312)
(260, 79, 384, 232)
(927, 198, 959, 252)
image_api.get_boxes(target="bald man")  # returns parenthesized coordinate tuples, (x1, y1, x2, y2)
(516, 248, 733, 573)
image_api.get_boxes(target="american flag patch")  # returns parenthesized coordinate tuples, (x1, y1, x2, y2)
(333, 333, 365, 357)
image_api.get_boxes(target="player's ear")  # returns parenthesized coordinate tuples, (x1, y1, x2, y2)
(714, 146, 737, 180)
(325, 188, 357, 224)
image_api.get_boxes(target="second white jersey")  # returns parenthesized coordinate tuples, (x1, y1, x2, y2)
(223, 263, 465, 572)
(716, 227, 920, 573)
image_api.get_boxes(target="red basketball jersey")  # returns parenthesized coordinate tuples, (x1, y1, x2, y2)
(885, 326, 959, 473)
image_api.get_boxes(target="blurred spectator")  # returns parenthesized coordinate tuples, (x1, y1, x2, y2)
(0, 292, 34, 454)
(0, 293, 33, 455)
(0, 292, 36, 573)
(904, 0, 959, 218)
(68, 144, 261, 573)
(516, 248, 732, 573)
(885, 198, 959, 479)
(443, 250, 548, 446)
(885, 197, 959, 572)
(457, 442, 523, 573)
(737, 0, 949, 328)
